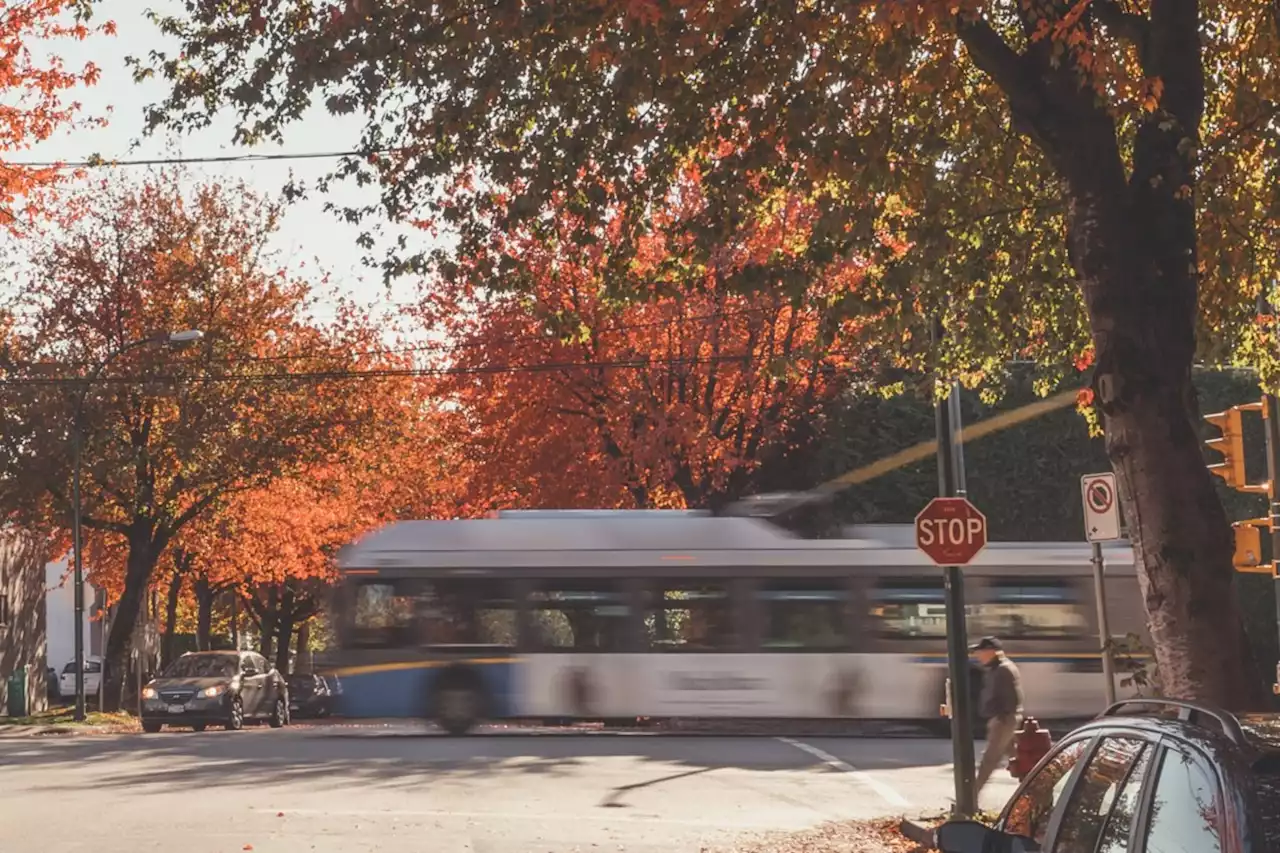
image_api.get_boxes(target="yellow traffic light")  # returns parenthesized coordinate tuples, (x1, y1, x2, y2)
(1205, 404, 1268, 494)
(1232, 521, 1264, 570)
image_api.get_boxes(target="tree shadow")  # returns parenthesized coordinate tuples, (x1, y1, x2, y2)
(0, 726, 959, 795)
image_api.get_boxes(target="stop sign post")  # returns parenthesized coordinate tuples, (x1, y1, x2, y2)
(916, 494, 986, 818)
(915, 497, 988, 566)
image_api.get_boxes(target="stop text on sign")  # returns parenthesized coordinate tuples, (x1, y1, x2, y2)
(914, 497, 988, 566)
(917, 517, 985, 547)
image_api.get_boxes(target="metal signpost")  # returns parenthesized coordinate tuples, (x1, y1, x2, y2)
(1081, 472, 1121, 706)
(916, 491, 987, 817)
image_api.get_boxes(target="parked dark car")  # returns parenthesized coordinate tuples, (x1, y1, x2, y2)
(140, 651, 289, 733)
(936, 698, 1280, 853)
(287, 672, 333, 718)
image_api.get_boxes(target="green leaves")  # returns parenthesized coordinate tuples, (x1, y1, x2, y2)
(131, 1, 1277, 389)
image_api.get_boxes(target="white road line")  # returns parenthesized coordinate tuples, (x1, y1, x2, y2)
(776, 737, 911, 808)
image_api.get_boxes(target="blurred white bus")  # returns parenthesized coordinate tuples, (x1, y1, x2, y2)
(324, 510, 1147, 733)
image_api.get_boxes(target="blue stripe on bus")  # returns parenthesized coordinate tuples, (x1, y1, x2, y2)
(910, 653, 1151, 664)
(330, 659, 518, 718)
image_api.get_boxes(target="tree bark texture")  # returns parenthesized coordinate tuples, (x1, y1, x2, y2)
(103, 525, 163, 711)
(296, 619, 312, 672)
(194, 576, 214, 651)
(256, 585, 279, 663)
(161, 569, 183, 669)
(275, 585, 296, 674)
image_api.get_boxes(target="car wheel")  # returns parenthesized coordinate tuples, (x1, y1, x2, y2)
(225, 697, 244, 731)
(435, 684, 482, 735)
(270, 697, 287, 728)
(191, 723, 207, 733)
(142, 721, 162, 734)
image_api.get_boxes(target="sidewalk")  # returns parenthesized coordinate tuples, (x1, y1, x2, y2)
(0, 709, 139, 737)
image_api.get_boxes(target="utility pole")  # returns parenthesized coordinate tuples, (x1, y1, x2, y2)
(1263, 395, 1280, 674)
(932, 322, 976, 816)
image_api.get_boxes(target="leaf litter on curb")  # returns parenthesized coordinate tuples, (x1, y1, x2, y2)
(705, 819, 929, 853)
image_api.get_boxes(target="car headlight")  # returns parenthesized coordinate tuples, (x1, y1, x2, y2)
(141, 686, 158, 700)
(201, 685, 227, 698)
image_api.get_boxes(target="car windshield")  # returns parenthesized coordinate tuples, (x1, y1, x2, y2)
(161, 655, 239, 678)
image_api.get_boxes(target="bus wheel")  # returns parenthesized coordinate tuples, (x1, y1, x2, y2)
(432, 671, 485, 735)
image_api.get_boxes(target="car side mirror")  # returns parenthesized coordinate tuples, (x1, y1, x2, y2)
(936, 820, 1040, 853)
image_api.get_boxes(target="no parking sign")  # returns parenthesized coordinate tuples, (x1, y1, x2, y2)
(1081, 473, 1121, 542)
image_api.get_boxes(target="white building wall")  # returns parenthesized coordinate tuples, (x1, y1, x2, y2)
(44, 558, 95, 673)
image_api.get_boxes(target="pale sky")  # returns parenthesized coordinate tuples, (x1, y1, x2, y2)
(11, 0, 425, 330)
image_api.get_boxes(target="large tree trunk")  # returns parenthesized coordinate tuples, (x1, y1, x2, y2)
(103, 526, 164, 711)
(296, 619, 312, 672)
(958, 0, 1265, 710)
(1075, 201, 1264, 709)
(161, 568, 184, 669)
(1059, 104, 1263, 708)
(194, 576, 214, 651)
(230, 590, 240, 650)
(275, 584, 296, 674)
(255, 585, 279, 663)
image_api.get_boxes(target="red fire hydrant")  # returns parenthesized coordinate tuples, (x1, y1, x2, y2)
(1009, 717, 1053, 780)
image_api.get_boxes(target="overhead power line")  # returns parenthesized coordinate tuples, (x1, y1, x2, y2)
(231, 306, 772, 365)
(0, 349, 853, 388)
(0, 306, 779, 373)
(2, 149, 384, 170)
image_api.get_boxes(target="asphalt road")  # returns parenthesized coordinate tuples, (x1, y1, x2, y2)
(0, 723, 1019, 853)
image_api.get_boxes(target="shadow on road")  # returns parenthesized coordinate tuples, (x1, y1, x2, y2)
(0, 724, 960, 796)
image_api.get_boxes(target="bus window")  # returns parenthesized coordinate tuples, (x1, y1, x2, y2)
(871, 580, 948, 639)
(420, 580, 518, 647)
(351, 582, 415, 647)
(646, 582, 734, 651)
(975, 580, 1087, 639)
(758, 582, 849, 650)
(529, 582, 630, 651)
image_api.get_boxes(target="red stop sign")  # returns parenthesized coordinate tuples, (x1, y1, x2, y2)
(915, 497, 988, 566)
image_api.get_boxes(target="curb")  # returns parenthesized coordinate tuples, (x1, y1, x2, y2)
(0, 724, 132, 739)
(899, 818, 937, 849)
(0, 725, 69, 738)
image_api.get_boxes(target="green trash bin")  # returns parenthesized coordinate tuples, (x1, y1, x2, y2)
(6, 666, 28, 718)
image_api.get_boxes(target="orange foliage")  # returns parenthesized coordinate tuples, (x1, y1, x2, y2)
(1, 173, 396, 697)
(182, 383, 470, 594)
(0, 1, 110, 228)
(422, 174, 883, 510)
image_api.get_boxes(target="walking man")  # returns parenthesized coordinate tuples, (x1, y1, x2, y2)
(971, 636, 1024, 797)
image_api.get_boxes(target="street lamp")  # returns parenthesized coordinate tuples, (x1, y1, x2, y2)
(71, 329, 205, 720)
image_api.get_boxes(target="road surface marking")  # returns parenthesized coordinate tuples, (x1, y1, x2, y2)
(776, 737, 910, 808)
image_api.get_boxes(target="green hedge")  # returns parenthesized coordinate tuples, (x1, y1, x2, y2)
(752, 369, 1279, 694)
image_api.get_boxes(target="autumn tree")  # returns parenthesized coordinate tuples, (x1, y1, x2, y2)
(139, 0, 1280, 707)
(0, 1, 111, 230)
(0, 173, 391, 707)
(426, 173, 885, 510)
(174, 378, 468, 670)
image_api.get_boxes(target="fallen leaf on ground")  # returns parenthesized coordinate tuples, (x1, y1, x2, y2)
(708, 818, 927, 852)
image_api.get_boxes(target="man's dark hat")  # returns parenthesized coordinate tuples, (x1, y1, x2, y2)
(969, 636, 1002, 651)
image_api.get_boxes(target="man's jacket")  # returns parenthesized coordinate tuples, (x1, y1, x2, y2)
(980, 653, 1024, 719)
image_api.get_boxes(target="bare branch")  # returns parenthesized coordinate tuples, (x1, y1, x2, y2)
(956, 17, 1041, 112)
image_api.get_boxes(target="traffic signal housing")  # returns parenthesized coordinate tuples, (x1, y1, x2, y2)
(1232, 520, 1266, 570)
(1205, 403, 1268, 494)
